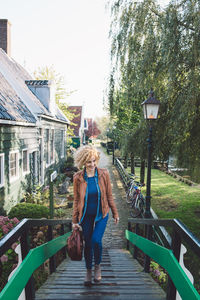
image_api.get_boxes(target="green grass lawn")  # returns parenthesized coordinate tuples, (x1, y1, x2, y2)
(128, 167, 200, 239)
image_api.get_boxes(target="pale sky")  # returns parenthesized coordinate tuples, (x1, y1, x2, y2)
(0, 0, 169, 119)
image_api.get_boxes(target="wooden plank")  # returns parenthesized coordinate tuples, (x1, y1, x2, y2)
(35, 248, 166, 300)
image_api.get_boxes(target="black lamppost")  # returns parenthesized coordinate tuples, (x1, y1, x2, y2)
(142, 89, 160, 218)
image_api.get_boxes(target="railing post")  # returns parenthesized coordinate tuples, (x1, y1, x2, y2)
(47, 225, 56, 273)
(166, 229, 181, 300)
(127, 222, 131, 251)
(134, 224, 139, 259)
(60, 224, 67, 259)
(49, 170, 54, 219)
(144, 224, 152, 272)
(21, 229, 35, 300)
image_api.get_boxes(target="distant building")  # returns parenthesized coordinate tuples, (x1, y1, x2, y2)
(85, 118, 101, 140)
(0, 19, 69, 213)
(67, 106, 88, 148)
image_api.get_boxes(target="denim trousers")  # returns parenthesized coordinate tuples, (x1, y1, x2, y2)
(81, 214, 108, 269)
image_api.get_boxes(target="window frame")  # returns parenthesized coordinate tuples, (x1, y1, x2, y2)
(22, 148, 30, 176)
(50, 129, 55, 164)
(46, 128, 55, 167)
(9, 150, 19, 183)
(46, 128, 50, 167)
(61, 130, 65, 158)
(0, 153, 5, 188)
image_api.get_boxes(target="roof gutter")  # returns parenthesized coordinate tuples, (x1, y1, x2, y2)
(0, 119, 36, 126)
(39, 114, 70, 125)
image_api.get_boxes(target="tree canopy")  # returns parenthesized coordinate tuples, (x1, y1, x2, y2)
(34, 65, 75, 137)
(107, 0, 200, 174)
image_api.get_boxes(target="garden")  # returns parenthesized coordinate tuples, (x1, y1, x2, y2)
(0, 154, 76, 292)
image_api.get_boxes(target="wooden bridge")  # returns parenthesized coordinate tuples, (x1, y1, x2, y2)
(0, 218, 200, 300)
(35, 248, 165, 300)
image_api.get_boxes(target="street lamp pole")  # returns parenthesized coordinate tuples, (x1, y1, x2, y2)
(142, 89, 160, 272)
(145, 125, 152, 218)
(142, 89, 160, 218)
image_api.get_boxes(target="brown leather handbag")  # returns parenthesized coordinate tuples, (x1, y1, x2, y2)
(67, 227, 83, 261)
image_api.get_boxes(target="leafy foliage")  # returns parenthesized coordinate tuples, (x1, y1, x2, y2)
(8, 203, 49, 220)
(0, 216, 20, 291)
(34, 65, 75, 139)
(107, 0, 200, 173)
(150, 260, 167, 290)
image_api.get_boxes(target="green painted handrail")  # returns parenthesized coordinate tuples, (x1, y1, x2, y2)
(0, 231, 71, 300)
(125, 230, 200, 300)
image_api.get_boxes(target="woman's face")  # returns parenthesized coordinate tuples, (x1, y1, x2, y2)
(85, 155, 96, 172)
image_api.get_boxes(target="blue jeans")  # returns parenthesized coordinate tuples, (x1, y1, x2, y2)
(81, 214, 108, 269)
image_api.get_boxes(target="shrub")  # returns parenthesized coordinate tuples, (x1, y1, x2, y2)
(23, 185, 50, 205)
(8, 203, 49, 220)
(60, 156, 75, 173)
(114, 149, 121, 157)
(150, 261, 167, 290)
(0, 216, 20, 291)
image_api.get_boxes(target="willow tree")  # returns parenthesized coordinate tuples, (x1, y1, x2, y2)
(108, 0, 163, 179)
(107, 0, 200, 180)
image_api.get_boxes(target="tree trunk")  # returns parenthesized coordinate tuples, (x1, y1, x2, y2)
(140, 159, 145, 184)
(124, 154, 128, 169)
(130, 152, 135, 174)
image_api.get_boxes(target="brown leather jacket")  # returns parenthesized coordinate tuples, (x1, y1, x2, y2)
(72, 168, 119, 224)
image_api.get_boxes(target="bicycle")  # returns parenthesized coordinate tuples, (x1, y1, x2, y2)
(126, 174, 145, 218)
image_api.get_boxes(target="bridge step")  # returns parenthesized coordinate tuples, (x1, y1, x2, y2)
(35, 248, 166, 300)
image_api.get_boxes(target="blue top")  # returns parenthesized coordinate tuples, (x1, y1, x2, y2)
(86, 176, 98, 215)
(79, 168, 103, 224)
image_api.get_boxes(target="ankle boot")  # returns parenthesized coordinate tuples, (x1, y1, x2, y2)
(84, 269, 92, 286)
(94, 264, 101, 283)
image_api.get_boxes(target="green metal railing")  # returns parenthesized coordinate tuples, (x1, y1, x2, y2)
(126, 218, 200, 300)
(0, 231, 71, 300)
(126, 230, 199, 300)
(0, 218, 71, 300)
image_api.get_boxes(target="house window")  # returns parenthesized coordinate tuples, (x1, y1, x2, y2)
(46, 128, 54, 166)
(9, 151, 19, 182)
(46, 129, 50, 166)
(0, 154, 4, 187)
(22, 149, 29, 175)
(61, 130, 65, 158)
(50, 129, 54, 163)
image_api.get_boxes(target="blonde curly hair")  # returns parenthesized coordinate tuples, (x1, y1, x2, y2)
(73, 145, 100, 169)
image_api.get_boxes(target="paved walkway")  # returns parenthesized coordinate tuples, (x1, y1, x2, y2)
(97, 147, 129, 249)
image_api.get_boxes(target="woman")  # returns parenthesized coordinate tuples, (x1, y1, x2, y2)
(72, 145, 119, 286)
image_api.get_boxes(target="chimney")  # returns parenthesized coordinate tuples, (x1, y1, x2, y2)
(0, 19, 11, 56)
(25, 80, 56, 115)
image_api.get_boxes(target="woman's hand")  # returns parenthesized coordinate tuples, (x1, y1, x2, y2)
(72, 223, 82, 231)
(114, 217, 119, 224)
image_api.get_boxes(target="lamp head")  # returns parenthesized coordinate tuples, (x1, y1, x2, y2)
(142, 89, 160, 120)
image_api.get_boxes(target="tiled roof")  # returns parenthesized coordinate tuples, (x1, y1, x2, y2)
(25, 80, 49, 86)
(0, 72, 36, 123)
(0, 49, 69, 124)
(68, 106, 82, 136)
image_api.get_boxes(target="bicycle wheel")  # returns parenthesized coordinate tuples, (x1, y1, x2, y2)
(139, 194, 145, 216)
(130, 195, 142, 218)
(126, 190, 133, 204)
